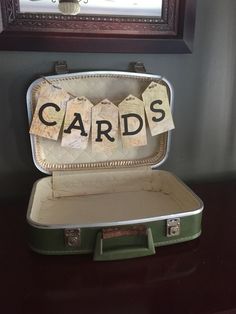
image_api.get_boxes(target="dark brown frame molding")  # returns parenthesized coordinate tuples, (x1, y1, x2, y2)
(0, 0, 197, 53)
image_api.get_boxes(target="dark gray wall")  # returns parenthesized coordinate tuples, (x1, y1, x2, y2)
(0, 0, 236, 199)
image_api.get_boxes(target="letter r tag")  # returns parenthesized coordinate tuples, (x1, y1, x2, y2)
(119, 95, 147, 148)
(92, 99, 119, 154)
(142, 81, 175, 136)
(29, 81, 70, 140)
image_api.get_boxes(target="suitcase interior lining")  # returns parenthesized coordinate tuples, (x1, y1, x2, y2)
(29, 74, 170, 173)
(29, 170, 201, 226)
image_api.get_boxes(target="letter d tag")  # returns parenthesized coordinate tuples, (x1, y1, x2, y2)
(142, 82, 175, 136)
(61, 97, 93, 149)
(119, 95, 147, 148)
(29, 81, 70, 140)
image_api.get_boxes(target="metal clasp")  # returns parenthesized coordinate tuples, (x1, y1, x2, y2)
(166, 218, 180, 237)
(64, 228, 81, 247)
(55, 61, 69, 75)
(129, 62, 147, 73)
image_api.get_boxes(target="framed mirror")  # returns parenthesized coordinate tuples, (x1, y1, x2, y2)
(0, 0, 197, 53)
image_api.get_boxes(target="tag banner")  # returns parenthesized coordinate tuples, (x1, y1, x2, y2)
(29, 81, 174, 151)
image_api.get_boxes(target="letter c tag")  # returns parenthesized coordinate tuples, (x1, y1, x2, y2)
(29, 81, 70, 140)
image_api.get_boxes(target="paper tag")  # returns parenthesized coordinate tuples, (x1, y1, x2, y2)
(118, 95, 147, 148)
(142, 81, 174, 136)
(29, 81, 70, 140)
(92, 99, 119, 153)
(61, 97, 93, 149)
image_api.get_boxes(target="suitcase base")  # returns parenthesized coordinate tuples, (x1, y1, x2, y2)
(27, 170, 203, 260)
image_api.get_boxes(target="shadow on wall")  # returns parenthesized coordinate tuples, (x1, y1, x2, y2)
(186, 0, 236, 179)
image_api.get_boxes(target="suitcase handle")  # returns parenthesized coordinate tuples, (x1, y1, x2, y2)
(93, 227, 155, 261)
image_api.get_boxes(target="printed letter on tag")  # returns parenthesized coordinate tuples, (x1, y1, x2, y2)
(142, 81, 174, 136)
(61, 97, 93, 149)
(119, 95, 147, 148)
(92, 99, 119, 153)
(29, 81, 70, 140)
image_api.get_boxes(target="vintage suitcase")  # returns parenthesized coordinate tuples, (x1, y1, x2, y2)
(26, 69, 203, 261)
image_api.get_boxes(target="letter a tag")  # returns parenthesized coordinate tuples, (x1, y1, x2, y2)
(61, 97, 93, 149)
(142, 82, 174, 136)
(92, 99, 119, 154)
(29, 81, 70, 140)
(119, 95, 147, 148)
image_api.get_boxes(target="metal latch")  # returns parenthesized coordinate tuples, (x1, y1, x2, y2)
(55, 61, 69, 75)
(129, 62, 147, 73)
(166, 218, 181, 237)
(64, 228, 81, 247)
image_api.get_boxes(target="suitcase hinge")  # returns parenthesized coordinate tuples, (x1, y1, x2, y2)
(64, 228, 81, 247)
(166, 218, 180, 237)
(55, 61, 69, 75)
(129, 62, 147, 73)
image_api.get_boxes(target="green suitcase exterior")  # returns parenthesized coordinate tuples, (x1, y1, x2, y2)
(27, 213, 202, 260)
(26, 70, 203, 261)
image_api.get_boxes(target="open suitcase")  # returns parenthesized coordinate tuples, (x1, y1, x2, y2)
(26, 68, 203, 261)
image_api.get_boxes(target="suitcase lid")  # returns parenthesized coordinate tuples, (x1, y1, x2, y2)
(27, 71, 173, 175)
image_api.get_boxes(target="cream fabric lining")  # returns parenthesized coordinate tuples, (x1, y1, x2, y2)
(29, 170, 201, 226)
(52, 167, 157, 197)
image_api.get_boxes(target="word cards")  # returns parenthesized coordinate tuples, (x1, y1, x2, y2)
(29, 81, 174, 151)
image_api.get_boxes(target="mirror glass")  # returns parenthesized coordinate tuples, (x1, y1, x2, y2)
(19, 0, 163, 17)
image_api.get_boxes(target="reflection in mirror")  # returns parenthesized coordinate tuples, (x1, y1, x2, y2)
(0, 0, 196, 53)
(19, 0, 163, 17)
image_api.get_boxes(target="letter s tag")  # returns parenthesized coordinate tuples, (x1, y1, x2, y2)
(142, 81, 175, 136)
(29, 81, 70, 140)
(118, 95, 147, 149)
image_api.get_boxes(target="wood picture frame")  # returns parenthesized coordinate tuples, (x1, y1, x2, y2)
(0, 0, 197, 53)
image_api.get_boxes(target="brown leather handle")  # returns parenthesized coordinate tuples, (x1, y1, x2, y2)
(102, 225, 147, 239)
